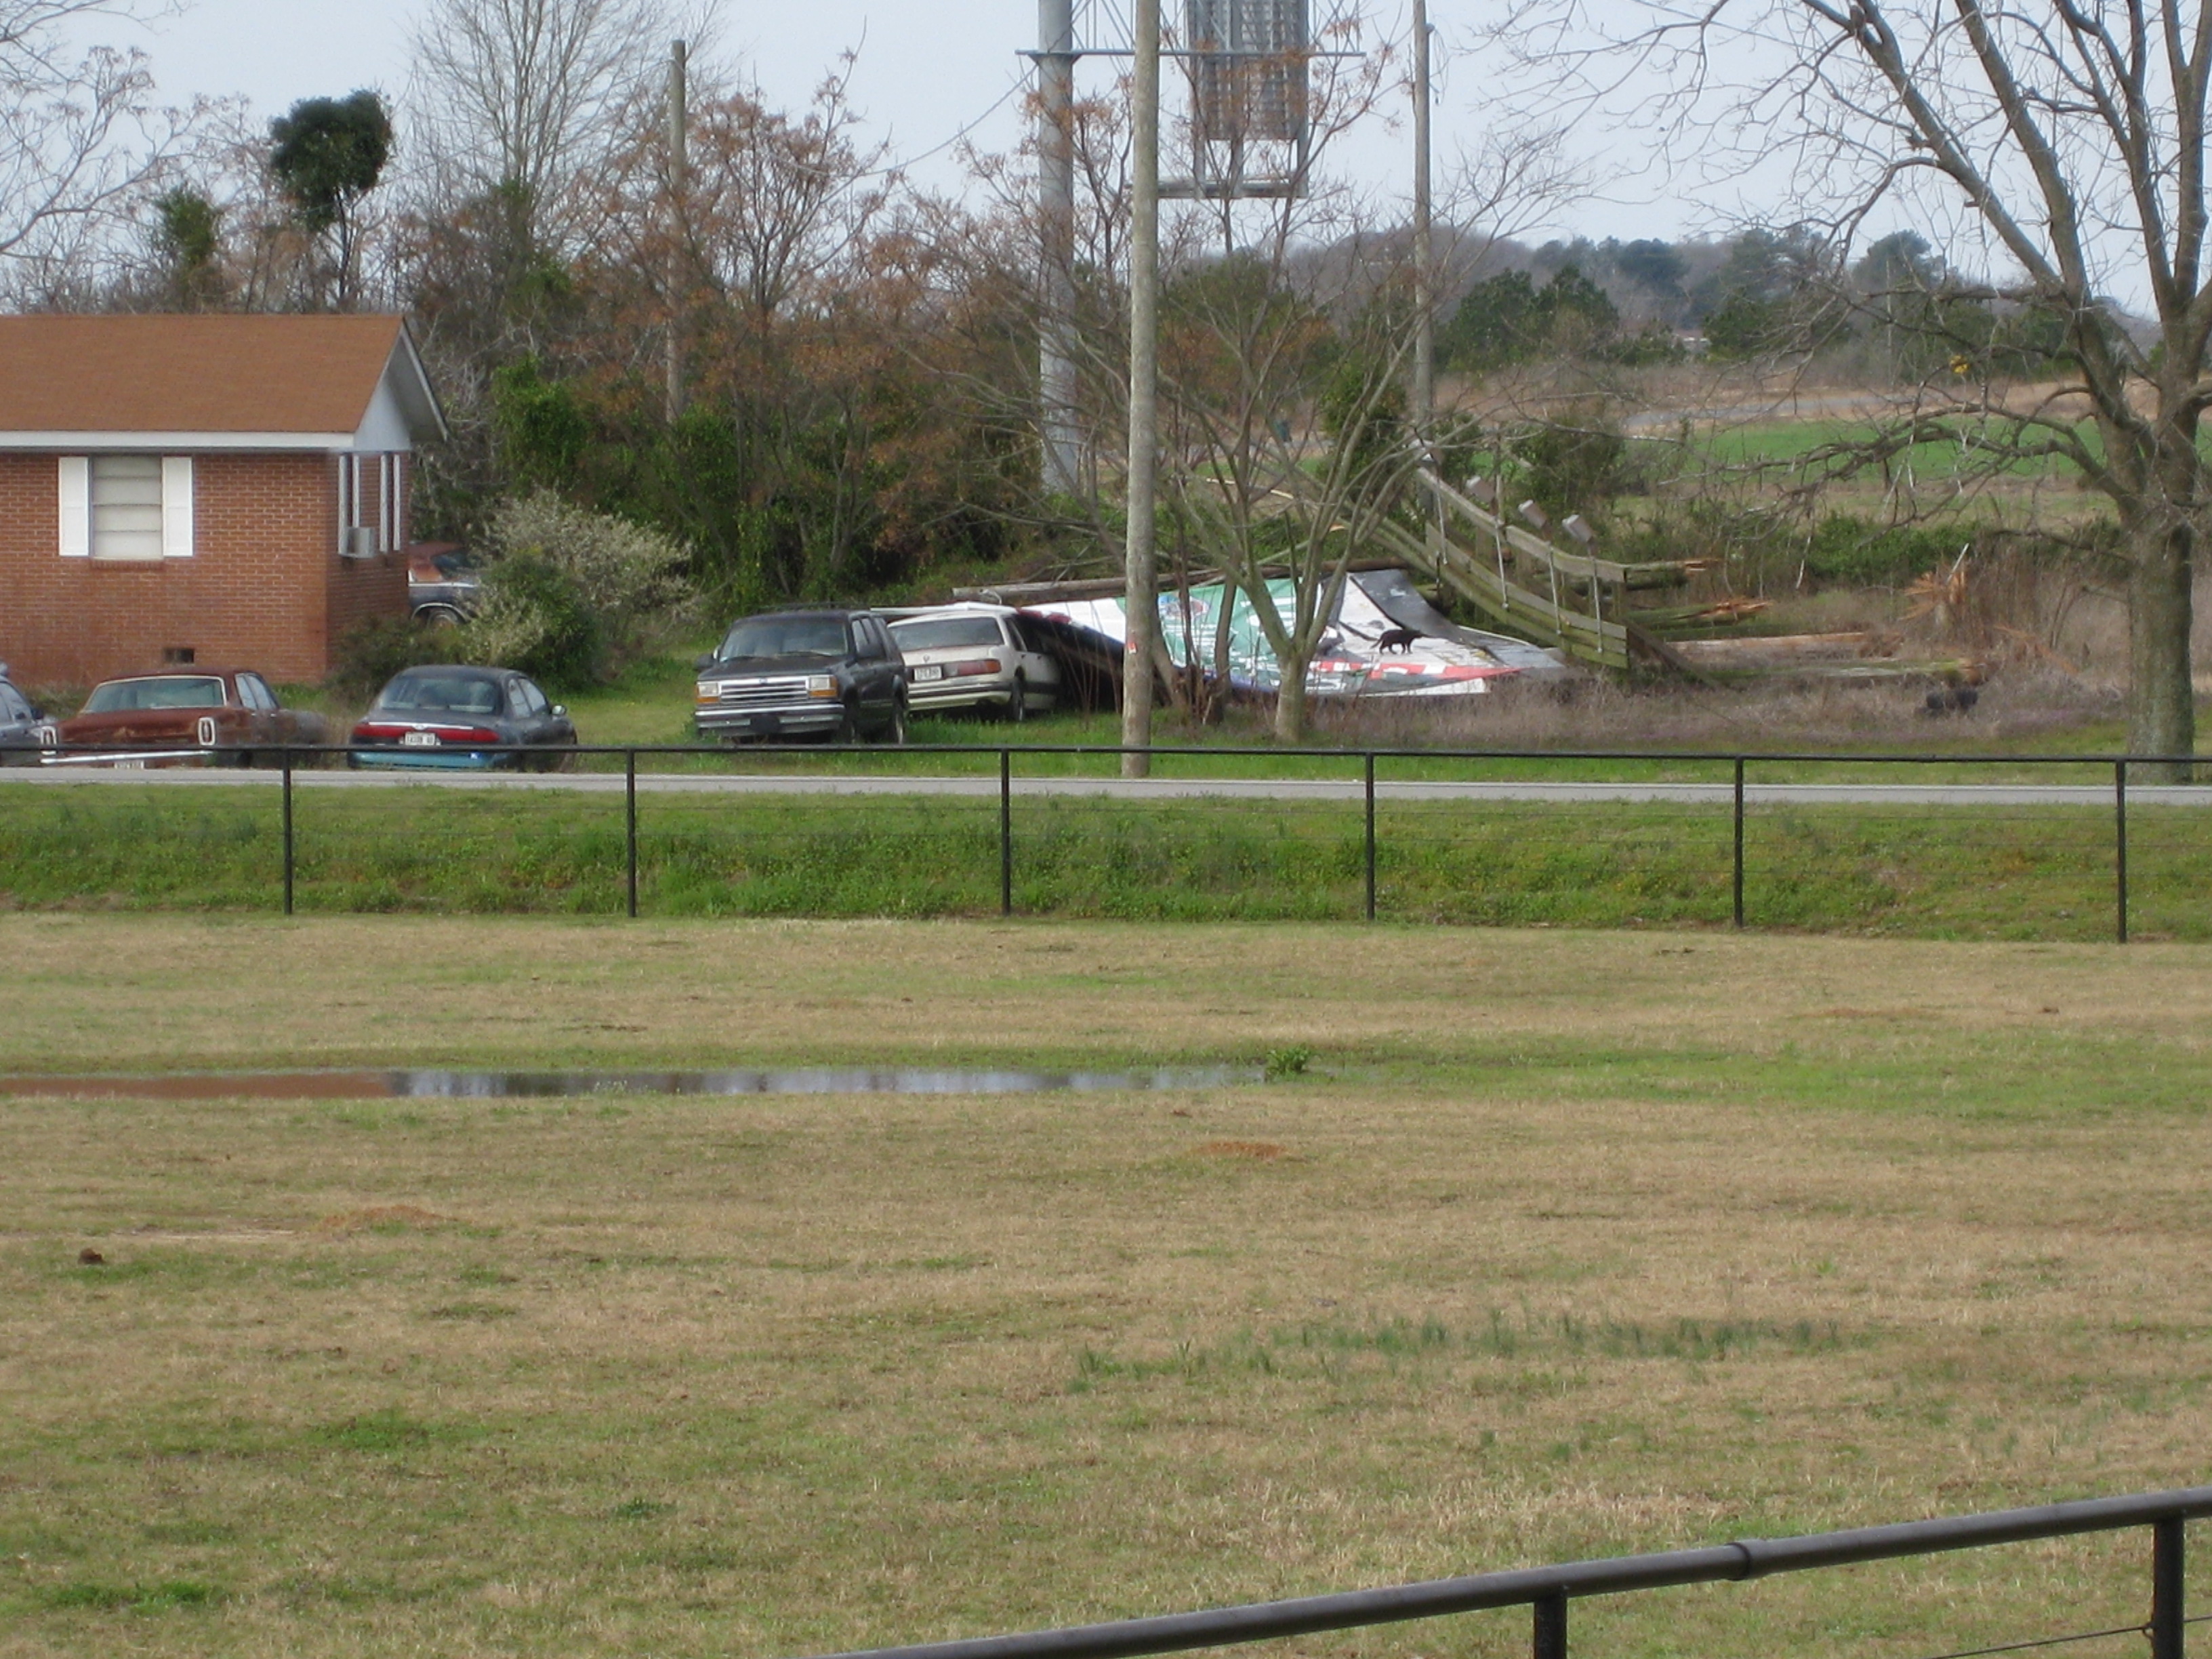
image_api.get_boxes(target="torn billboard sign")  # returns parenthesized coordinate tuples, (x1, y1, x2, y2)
(1025, 569, 1563, 699)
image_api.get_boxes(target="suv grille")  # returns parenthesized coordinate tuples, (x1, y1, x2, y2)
(712, 676, 813, 708)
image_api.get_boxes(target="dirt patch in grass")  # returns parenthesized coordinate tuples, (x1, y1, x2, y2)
(1189, 1139, 1288, 1160)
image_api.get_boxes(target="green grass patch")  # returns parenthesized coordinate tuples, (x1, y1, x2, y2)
(1, 782, 2198, 941)
(36, 1578, 220, 1612)
(1692, 417, 2087, 478)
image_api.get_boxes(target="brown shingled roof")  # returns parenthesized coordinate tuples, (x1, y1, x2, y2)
(0, 314, 412, 433)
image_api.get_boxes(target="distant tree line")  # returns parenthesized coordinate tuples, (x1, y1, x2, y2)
(1431, 224, 2071, 381)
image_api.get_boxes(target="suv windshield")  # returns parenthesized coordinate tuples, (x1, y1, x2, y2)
(717, 616, 849, 661)
(377, 674, 504, 716)
(83, 676, 226, 712)
(890, 616, 1003, 651)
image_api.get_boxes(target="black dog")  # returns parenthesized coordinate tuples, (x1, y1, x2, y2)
(1376, 626, 1424, 654)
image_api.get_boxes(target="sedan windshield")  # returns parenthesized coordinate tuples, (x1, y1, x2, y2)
(83, 676, 226, 712)
(890, 616, 1003, 652)
(716, 617, 848, 661)
(376, 674, 505, 716)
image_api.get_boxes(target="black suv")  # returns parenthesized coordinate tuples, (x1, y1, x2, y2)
(694, 609, 908, 744)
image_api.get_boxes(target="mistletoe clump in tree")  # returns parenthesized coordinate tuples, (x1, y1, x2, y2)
(268, 89, 393, 308)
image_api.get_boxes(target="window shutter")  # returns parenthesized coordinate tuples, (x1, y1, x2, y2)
(161, 456, 194, 558)
(58, 456, 88, 557)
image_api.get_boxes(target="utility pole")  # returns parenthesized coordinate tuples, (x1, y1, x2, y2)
(1410, 0, 1433, 436)
(665, 39, 688, 425)
(1122, 0, 1160, 777)
(1037, 0, 1082, 496)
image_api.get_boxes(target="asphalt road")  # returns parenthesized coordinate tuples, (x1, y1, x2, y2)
(6, 767, 2205, 808)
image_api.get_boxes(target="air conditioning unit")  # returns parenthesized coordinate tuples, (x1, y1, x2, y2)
(342, 526, 380, 559)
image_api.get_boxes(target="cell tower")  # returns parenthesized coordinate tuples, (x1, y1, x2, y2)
(1172, 0, 1311, 199)
(1030, 0, 1315, 495)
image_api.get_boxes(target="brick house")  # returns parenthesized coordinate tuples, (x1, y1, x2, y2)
(0, 314, 445, 688)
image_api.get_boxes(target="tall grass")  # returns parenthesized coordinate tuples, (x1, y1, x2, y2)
(1, 783, 2198, 940)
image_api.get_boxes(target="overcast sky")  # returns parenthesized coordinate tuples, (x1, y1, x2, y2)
(114, 0, 1711, 247)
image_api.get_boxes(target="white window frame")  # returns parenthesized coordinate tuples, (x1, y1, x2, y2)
(377, 453, 403, 551)
(337, 453, 361, 552)
(58, 455, 193, 559)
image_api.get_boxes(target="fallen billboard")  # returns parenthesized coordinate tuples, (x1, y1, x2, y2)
(1020, 569, 1565, 700)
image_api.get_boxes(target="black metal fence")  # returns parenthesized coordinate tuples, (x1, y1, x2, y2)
(4, 741, 2202, 939)
(798, 1486, 2211, 1659)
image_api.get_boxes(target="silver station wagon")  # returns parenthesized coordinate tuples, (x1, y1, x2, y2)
(886, 605, 1062, 724)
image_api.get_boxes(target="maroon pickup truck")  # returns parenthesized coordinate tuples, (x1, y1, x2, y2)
(47, 669, 333, 766)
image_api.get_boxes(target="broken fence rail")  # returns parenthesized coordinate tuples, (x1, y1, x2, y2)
(795, 1485, 2212, 1659)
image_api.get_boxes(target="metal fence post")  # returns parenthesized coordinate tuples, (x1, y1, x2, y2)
(626, 749, 639, 919)
(1532, 1589, 1567, 1659)
(281, 752, 295, 916)
(1364, 752, 1376, 922)
(1000, 747, 1013, 918)
(1732, 756, 1746, 929)
(2116, 758, 2129, 945)
(2151, 1517, 2184, 1659)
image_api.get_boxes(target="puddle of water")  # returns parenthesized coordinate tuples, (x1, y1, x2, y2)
(0, 1065, 1256, 1101)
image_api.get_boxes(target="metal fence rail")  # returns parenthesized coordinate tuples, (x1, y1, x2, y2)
(797, 1486, 2212, 1659)
(5, 741, 2203, 938)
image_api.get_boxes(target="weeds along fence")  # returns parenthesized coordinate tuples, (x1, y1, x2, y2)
(3, 743, 2208, 941)
(795, 1485, 2212, 1659)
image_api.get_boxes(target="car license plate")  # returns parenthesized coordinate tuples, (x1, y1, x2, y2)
(403, 731, 440, 747)
(913, 665, 943, 682)
(113, 759, 145, 770)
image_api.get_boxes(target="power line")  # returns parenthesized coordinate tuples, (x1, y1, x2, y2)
(850, 74, 1028, 180)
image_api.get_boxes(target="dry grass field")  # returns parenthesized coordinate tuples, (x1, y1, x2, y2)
(3, 916, 2211, 1658)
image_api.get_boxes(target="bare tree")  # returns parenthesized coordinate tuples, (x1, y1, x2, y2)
(1161, 246, 1426, 741)
(1492, 0, 2212, 766)
(1145, 79, 1586, 740)
(0, 0, 184, 293)
(657, 61, 890, 352)
(406, 0, 698, 259)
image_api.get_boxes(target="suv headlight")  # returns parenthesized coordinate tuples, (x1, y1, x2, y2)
(806, 674, 838, 698)
(695, 680, 720, 703)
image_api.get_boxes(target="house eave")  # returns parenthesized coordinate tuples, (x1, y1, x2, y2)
(0, 432, 369, 452)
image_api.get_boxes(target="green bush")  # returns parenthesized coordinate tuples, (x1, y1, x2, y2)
(335, 494, 691, 695)
(331, 616, 450, 700)
(486, 489, 693, 623)
(464, 552, 600, 689)
(473, 491, 695, 683)
(1517, 409, 1631, 513)
(1801, 516, 1970, 587)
